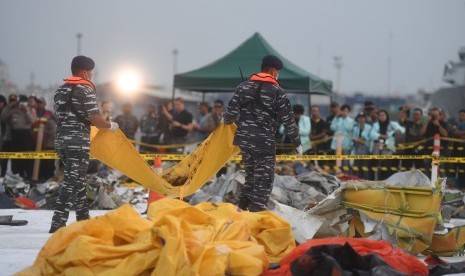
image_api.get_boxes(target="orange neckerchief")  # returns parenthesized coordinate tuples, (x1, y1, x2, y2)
(63, 76, 95, 90)
(249, 73, 279, 86)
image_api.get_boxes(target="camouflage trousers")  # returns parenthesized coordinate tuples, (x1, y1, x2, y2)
(239, 147, 276, 212)
(50, 149, 90, 231)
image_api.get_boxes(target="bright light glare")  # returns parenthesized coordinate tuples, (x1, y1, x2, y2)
(116, 70, 142, 94)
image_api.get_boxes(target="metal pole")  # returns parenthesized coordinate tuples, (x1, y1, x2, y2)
(431, 134, 440, 187)
(387, 33, 392, 95)
(76, 33, 82, 55)
(333, 56, 343, 93)
(171, 48, 178, 107)
(307, 93, 311, 116)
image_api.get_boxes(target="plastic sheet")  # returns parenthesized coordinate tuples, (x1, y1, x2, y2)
(89, 123, 240, 197)
(19, 198, 297, 275)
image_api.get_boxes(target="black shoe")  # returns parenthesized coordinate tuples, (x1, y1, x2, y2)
(76, 215, 90, 221)
(248, 205, 268, 212)
(238, 197, 250, 211)
(49, 223, 65, 233)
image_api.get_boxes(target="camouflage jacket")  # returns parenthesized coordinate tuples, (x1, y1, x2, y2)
(54, 77, 100, 152)
(223, 73, 301, 152)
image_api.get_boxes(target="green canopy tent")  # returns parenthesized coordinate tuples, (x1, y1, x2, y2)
(173, 33, 332, 105)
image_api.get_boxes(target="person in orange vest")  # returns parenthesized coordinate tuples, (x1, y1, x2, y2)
(32, 97, 57, 180)
(49, 56, 119, 233)
(223, 55, 302, 212)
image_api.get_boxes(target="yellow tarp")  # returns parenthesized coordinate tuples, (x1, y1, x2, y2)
(89, 123, 240, 197)
(18, 198, 296, 275)
(147, 200, 296, 263)
(343, 186, 442, 254)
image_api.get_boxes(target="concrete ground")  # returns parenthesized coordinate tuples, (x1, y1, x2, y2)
(0, 209, 108, 275)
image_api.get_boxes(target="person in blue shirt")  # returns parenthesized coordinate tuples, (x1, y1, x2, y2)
(193, 102, 210, 142)
(330, 104, 355, 154)
(330, 104, 355, 172)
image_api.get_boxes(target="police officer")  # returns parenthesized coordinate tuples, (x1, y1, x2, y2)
(50, 56, 119, 233)
(223, 55, 302, 212)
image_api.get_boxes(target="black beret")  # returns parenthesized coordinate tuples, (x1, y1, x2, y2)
(262, 55, 283, 70)
(71, 55, 95, 71)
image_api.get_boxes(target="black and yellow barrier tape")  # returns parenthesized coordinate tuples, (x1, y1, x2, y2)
(1, 152, 465, 163)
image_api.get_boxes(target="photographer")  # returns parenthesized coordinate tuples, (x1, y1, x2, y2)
(421, 108, 448, 142)
(1, 95, 35, 178)
(421, 107, 449, 176)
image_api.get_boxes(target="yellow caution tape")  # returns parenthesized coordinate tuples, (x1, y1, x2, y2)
(441, 137, 465, 143)
(0, 152, 58, 160)
(2, 152, 465, 164)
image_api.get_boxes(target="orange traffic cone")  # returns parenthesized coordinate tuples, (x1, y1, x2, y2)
(147, 157, 165, 206)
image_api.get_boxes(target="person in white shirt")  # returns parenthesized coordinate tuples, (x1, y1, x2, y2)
(370, 109, 405, 180)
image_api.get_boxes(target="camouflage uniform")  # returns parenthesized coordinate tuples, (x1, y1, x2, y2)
(50, 78, 100, 231)
(223, 74, 301, 211)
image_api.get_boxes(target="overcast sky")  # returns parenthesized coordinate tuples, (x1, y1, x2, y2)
(1, 0, 464, 96)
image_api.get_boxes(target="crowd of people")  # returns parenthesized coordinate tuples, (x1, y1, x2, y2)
(0, 91, 226, 180)
(1, 91, 464, 184)
(98, 97, 225, 151)
(278, 101, 465, 185)
(0, 94, 56, 181)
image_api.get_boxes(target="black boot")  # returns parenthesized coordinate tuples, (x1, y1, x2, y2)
(76, 214, 90, 221)
(238, 197, 250, 211)
(49, 223, 65, 233)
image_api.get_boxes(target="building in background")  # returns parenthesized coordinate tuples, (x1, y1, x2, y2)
(430, 47, 465, 119)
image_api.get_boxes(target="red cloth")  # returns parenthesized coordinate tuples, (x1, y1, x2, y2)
(264, 237, 428, 276)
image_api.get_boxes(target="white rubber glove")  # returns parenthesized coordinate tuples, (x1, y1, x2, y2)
(109, 122, 119, 131)
(296, 145, 303, 157)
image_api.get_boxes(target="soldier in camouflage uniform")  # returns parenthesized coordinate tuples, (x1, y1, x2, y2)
(50, 56, 119, 233)
(223, 55, 302, 212)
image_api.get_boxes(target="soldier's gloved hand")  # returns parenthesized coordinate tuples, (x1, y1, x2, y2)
(109, 122, 119, 132)
(296, 145, 303, 157)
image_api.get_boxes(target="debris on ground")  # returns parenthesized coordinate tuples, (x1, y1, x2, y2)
(0, 215, 28, 226)
(0, 164, 148, 212)
(3, 158, 465, 259)
(264, 237, 429, 276)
